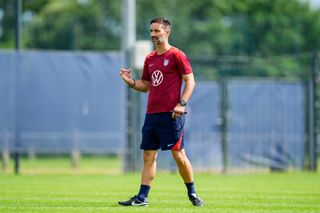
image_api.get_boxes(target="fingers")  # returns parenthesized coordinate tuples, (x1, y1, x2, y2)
(121, 68, 130, 73)
(171, 110, 183, 119)
(119, 68, 131, 77)
(171, 111, 178, 119)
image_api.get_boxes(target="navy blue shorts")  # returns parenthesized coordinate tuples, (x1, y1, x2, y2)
(141, 112, 185, 151)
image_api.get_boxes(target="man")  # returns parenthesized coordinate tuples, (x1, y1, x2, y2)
(118, 17, 204, 207)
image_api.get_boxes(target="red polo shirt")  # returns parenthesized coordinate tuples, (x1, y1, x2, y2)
(141, 46, 192, 113)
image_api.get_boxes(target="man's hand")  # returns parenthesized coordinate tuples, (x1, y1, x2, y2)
(171, 104, 186, 119)
(120, 68, 134, 87)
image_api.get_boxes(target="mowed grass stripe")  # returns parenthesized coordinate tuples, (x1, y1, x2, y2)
(0, 173, 319, 212)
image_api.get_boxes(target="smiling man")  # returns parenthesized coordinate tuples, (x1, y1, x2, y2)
(118, 17, 204, 207)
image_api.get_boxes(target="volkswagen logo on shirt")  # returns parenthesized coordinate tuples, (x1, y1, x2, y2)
(151, 70, 163, 87)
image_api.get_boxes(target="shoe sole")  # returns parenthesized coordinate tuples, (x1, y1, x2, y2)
(118, 202, 148, 207)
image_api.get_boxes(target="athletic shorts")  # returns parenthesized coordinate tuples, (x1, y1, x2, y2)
(140, 112, 185, 151)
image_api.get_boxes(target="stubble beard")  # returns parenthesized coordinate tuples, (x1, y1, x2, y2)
(151, 36, 165, 45)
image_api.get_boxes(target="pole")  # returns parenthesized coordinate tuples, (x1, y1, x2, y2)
(309, 52, 318, 171)
(15, 0, 22, 50)
(14, 0, 22, 174)
(122, 0, 140, 172)
(220, 78, 228, 173)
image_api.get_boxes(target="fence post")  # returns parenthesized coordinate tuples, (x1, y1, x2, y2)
(309, 52, 319, 171)
(71, 130, 80, 169)
(219, 78, 229, 173)
(122, 0, 142, 172)
(13, 0, 22, 175)
(1, 130, 10, 171)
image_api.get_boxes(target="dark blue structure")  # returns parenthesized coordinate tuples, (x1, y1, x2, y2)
(0, 51, 305, 170)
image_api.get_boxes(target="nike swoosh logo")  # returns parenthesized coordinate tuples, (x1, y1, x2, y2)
(131, 201, 148, 206)
(149, 64, 154, 67)
(167, 144, 174, 147)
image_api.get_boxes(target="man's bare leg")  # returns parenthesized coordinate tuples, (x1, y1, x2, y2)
(171, 149, 204, 206)
(171, 149, 193, 182)
(141, 150, 158, 185)
(118, 150, 158, 206)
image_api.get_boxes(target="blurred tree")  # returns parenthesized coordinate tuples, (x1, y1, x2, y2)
(0, 0, 47, 48)
(1, 0, 319, 53)
(136, 0, 231, 55)
(0, 0, 319, 78)
(303, 9, 320, 51)
(136, 0, 320, 56)
(239, 0, 309, 56)
(0, 0, 15, 48)
(135, 0, 320, 78)
(24, 0, 121, 50)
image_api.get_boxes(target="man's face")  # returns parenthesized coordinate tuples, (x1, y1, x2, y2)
(150, 23, 169, 45)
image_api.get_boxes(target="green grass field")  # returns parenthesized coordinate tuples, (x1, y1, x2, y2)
(0, 156, 319, 212)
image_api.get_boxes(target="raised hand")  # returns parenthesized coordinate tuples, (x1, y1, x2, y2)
(120, 68, 133, 84)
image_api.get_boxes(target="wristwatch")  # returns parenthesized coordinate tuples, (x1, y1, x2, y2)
(179, 99, 187, 107)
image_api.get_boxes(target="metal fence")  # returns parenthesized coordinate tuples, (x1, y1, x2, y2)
(0, 50, 126, 156)
(142, 79, 306, 171)
(0, 50, 317, 172)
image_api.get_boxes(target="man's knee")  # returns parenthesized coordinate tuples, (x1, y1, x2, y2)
(143, 151, 157, 164)
(171, 149, 186, 163)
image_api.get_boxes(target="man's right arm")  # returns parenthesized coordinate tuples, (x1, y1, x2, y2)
(127, 79, 150, 93)
(120, 68, 150, 92)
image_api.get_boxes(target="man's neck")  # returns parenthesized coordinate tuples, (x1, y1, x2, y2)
(155, 43, 171, 55)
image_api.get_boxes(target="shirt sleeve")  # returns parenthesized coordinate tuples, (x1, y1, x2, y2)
(175, 50, 193, 75)
(141, 58, 151, 81)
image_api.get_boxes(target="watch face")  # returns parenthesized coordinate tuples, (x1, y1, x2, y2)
(180, 100, 187, 106)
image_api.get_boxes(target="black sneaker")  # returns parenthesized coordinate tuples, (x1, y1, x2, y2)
(188, 193, 204, 206)
(118, 195, 148, 207)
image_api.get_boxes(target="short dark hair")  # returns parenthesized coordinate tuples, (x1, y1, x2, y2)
(150, 17, 171, 30)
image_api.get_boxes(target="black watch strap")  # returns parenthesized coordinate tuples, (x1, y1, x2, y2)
(179, 99, 187, 106)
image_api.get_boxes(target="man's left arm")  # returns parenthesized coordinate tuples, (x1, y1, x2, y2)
(172, 73, 195, 119)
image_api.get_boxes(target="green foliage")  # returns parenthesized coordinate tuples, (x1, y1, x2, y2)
(136, 0, 320, 57)
(0, 0, 121, 50)
(0, 0, 48, 48)
(0, 0, 14, 48)
(1, 0, 320, 77)
(24, 0, 121, 50)
(1, 0, 320, 53)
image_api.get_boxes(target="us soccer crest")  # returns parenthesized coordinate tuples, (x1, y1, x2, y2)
(163, 59, 169, 66)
